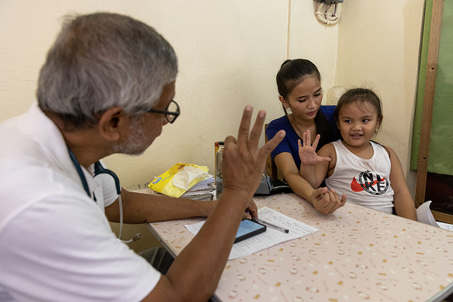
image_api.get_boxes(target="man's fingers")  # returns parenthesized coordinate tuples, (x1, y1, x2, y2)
(242, 212, 252, 220)
(246, 199, 259, 219)
(260, 130, 285, 159)
(248, 110, 266, 149)
(223, 135, 237, 150)
(237, 105, 253, 146)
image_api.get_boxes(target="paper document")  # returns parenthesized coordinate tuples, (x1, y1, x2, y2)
(187, 174, 214, 191)
(415, 200, 453, 231)
(185, 207, 318, 260)
(438, 221, 453, 231)
(416, 200, 440, 227)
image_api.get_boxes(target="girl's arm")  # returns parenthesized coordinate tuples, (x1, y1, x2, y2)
(298, 130, 332, 188)
(274, 151, 345, 215)
(387, 146, 417, 220)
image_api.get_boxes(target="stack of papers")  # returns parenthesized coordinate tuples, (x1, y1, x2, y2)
(180, 174, 215, 201)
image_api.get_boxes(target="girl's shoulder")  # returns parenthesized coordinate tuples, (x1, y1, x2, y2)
(318, 141, 337, 156)
(370, 140, 391, 158)
(328, 139, 344, 150)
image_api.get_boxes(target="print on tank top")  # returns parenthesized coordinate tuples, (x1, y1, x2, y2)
(351, 170, 389, 195)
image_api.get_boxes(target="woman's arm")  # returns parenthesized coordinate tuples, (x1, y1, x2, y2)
(387, 146, 417, 220)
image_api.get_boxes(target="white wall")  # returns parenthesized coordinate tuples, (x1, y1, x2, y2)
(0, 0, 287, 189)
(0, 0, 425, 195)
(289, 0, 340, 100)
(334, 0, 425, 197)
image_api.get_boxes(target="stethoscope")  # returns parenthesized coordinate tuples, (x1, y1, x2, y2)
(68, 147, 141, 243)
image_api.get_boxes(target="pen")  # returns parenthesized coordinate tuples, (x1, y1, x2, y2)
(253, 218, 289, 233)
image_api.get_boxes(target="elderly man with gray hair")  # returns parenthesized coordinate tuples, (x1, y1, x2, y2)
(0, 12, 285, 301)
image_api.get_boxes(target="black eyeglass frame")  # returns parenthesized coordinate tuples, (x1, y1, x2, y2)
(146, 100, 180, 124)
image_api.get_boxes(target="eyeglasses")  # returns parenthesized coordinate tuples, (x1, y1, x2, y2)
(146, 100, 180, 124)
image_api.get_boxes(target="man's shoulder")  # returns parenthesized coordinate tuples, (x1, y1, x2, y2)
(0, 104, 51, 153)
(1, 162, 83, 207)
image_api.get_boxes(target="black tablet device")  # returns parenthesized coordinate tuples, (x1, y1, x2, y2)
(234, 219, 266, 243)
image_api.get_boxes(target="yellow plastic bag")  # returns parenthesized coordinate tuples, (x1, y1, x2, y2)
(148, 163, 209, 198)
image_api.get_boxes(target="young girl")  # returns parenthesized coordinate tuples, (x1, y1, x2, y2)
(266, 59, 345, 215)
(298, 88, 416, 220)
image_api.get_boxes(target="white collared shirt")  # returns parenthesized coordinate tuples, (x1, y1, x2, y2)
(0, 103, 160, 302)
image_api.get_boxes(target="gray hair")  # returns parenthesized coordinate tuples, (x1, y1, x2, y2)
(37, 12, 178, 130)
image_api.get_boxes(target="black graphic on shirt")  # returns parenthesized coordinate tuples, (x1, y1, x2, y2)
(350, 170, 389, 195)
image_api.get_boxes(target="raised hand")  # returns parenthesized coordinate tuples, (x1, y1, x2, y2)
(221, 106, 285, 204)
(298, 130, 331, 166)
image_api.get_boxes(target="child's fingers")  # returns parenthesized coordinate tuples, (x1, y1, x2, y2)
(319, 156, 331, 163)
(304, 130, 311, 147)
(312, 134, 321, 149)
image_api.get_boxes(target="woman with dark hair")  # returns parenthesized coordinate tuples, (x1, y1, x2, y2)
(266, 59, 345, 214)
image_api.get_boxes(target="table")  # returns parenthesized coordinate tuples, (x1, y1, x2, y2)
(147, 193, 453, 302)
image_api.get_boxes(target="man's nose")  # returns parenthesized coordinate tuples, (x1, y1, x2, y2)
(162, 116, 169, 126)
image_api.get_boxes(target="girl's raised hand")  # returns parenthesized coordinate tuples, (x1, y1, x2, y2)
(298, 130, 331, 166)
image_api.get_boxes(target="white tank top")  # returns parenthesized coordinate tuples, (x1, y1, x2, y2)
(325, 140, 395, 214)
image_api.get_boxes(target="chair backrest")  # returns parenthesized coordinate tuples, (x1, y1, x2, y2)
(264, 123, 280, 180)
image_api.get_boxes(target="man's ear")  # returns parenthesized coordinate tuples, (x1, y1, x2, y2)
(97, 107, 127, 142)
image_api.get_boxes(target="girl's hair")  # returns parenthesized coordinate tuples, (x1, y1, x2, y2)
(276, 59, 337, 148)
(334, 88, 383, 132)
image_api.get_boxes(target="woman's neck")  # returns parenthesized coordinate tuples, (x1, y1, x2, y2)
(289, 113, 316, 140)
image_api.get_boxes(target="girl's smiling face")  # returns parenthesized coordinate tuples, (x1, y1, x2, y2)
(337, 101, 381, 150)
